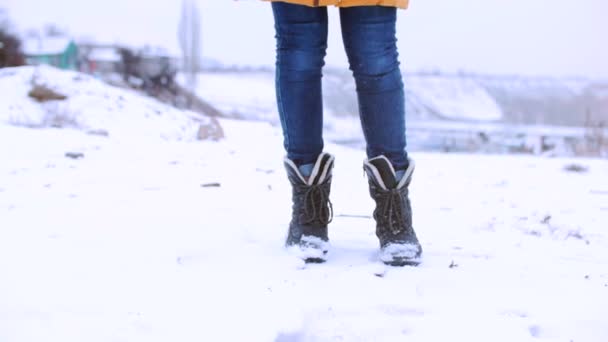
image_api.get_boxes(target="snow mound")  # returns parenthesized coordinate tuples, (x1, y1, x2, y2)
(0, 66, 204, 141)
(406, 76, 503, 121)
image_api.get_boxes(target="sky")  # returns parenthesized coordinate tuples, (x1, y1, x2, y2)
(2, 0, 607, 78)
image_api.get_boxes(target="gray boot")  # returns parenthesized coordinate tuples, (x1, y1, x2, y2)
(364, 156, 422, 266)
(284, 152, 335, 263)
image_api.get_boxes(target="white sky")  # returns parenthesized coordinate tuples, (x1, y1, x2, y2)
(3, 0, 608, 78)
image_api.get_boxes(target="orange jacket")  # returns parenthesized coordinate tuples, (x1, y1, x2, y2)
(264, 0, 409, 9)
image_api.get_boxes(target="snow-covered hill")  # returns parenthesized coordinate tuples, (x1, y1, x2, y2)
(1, 66, 608, 342)
(192, 70, 608, 132)
(0, 66, 208, 141)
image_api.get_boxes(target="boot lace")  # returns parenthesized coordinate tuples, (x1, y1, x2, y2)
(299, 183, 333, 225)
(374, 189, 405, 235)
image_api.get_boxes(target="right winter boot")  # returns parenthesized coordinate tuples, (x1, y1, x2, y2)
(364, 156, 422, 266)
(284, 152, 335, 263)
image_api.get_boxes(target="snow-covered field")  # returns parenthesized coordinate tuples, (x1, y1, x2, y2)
(1, 67, 608, 341)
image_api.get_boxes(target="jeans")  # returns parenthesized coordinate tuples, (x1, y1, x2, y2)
(272, 3, 408, 170)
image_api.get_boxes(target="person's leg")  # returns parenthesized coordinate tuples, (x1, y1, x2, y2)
(272, 2, 328, 167)
(273, 3, 333, 263)
(341, 7, 421, 266)
(339, 6, 408, 171)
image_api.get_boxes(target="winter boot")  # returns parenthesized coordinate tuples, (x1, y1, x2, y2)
(284, 152, 335, 263)
(364, 156, 422, 266)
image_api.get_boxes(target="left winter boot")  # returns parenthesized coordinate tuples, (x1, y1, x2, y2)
(284, 152, 335, 263)
(364, 156, 422, 266)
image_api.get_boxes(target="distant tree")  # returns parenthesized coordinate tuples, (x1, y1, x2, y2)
(178, 0, 202, 92)
(118, 47, 139, 82)
(0, 9, 25, 68)
(43, 24, 68, 37)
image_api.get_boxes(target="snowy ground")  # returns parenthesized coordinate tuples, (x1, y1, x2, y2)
(1, 67, 608, 341)
(2, 119, 608, 341)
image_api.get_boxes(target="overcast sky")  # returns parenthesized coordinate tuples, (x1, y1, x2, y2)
(3, 0, 607, 78)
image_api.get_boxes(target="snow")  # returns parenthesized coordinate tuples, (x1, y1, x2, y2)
(190, 70, 608, 128)
(0, 66, 203, 141)
(87, 48, 121, 62)
(1, 67, 608, 342)
(379, 243, 421, 263)
(21, 36, 72, 56)
(187, 71, 277, 122)
(191, 71, 505, 123)
(405, 75, 503, 121)
(287, 236, 330, 261)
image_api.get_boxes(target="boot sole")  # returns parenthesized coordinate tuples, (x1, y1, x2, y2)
(384, 258, 421, 267)
(305, 256, 327, 264)
(286, 240, 329, 263)
(303, 248, 328, 264)
(379, 243, 422, 267)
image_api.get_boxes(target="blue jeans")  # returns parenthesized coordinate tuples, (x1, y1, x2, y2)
(272, 3, 408, 170)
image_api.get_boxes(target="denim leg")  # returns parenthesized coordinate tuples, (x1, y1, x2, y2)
(340, 6, 409, 170)
(272, 3, 328, 165)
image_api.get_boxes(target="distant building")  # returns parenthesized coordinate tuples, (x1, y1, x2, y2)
(22, 36, 78, 70)
(77, 43, 122, 75)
